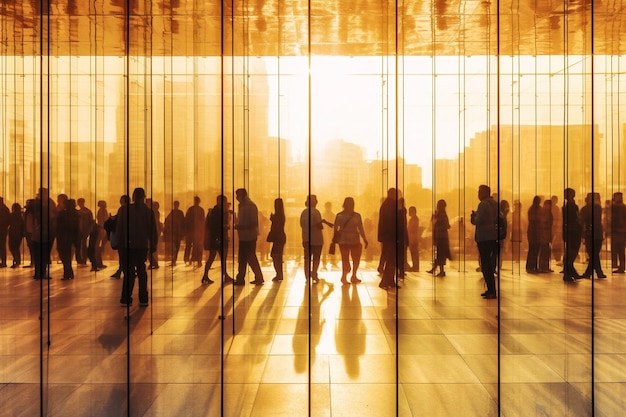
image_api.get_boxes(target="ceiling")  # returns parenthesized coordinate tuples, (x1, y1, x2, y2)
(2, 0, 624, 57)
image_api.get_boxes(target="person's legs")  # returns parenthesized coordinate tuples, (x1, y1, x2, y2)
(136, 250, 149, 304)
(479, 240, 497, 296)
(339, 244, 350, 284)
(235, 241, 248, 284)
(310, 245, 322, 281)
(351, 243, 363, 283)
(120, 249, 135, 304)
(245, 240, 264, 282)
(203, 250, 217, 278)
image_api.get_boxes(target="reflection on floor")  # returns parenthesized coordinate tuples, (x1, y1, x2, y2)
(1, 258, 624, 416)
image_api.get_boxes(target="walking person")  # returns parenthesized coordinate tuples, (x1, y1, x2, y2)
(471, 185, 499, 299)
(116, 187, 158, 307)
(234, 188, 264, 285)
(201, 195, 233, 284)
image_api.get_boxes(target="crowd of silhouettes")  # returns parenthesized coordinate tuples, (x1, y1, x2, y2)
(0, 185, 621, 304)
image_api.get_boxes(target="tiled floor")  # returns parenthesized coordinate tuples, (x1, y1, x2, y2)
(1, 257, 625, 416)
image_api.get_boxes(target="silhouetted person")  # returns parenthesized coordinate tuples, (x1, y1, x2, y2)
(57, 198, 80, 280)
(32, 188, 57, 280)
(526, 196, 542, 274)
(333, 196, 368, 285)
(471, 184, 498, 299)
(163, 200, 185, 266)
(184, 196, 205, 267)
(267, 198, 286, 282)
(8, 203, 24, 268)
(611, 192, 626, 274)
(562, 188, 582, 282)
(116, 187, 158, 307)
(537, 199, 553, 273)
(300, 194, 332, 284)
(76, 198, 94, 265)
(201, 195, 233, 284)
(378, 188, 399, 290)
(427, 199, 451, 277)
(234, 188, 264, 285)
(0, 197, 9, 268)
(407, 206, 420, 272)
(550, 195, 563, 267)
(95, 200, 109, 268)
(580, 192, 606, 279)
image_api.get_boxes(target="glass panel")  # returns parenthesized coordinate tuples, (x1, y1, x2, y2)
(3, 1, 626, 416)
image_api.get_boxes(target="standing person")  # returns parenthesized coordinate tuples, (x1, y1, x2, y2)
(378, 188, 400, 290)
(267, 198, 287, 282)
(562, 188, 582, 282)
(321, 201, 337, 269)
(76, 198, 94, 266)
(333, 197, 368, 285)
(95, 200, 109, 268)
(537, 199, 553, 273)
(184, 196, 205, 267)
(57, 198, 80, 280)
(31, 188, 57, 279)
(471, 184, 498, 299)
(163, 200, 185, 267)
(426, 199, 451, 277)
(234, 188, 264, 285)
(0, 197, 10, 268)
(526, 196, 542, 274)
(201, 195, 233, 284)
(407, 206, 420, 272)
(580, 192, 606, 279)
(116, 187, 158, 307)
(611, 192, 626, 274)
(550, 195, 563, 267)
(8, 203, 25, 268)
(300, 194, 332, 284)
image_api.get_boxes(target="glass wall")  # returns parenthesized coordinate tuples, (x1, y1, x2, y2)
(1, 1, 625, 416)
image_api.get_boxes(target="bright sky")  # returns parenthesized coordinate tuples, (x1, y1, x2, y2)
(264, 55, 608, 187)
